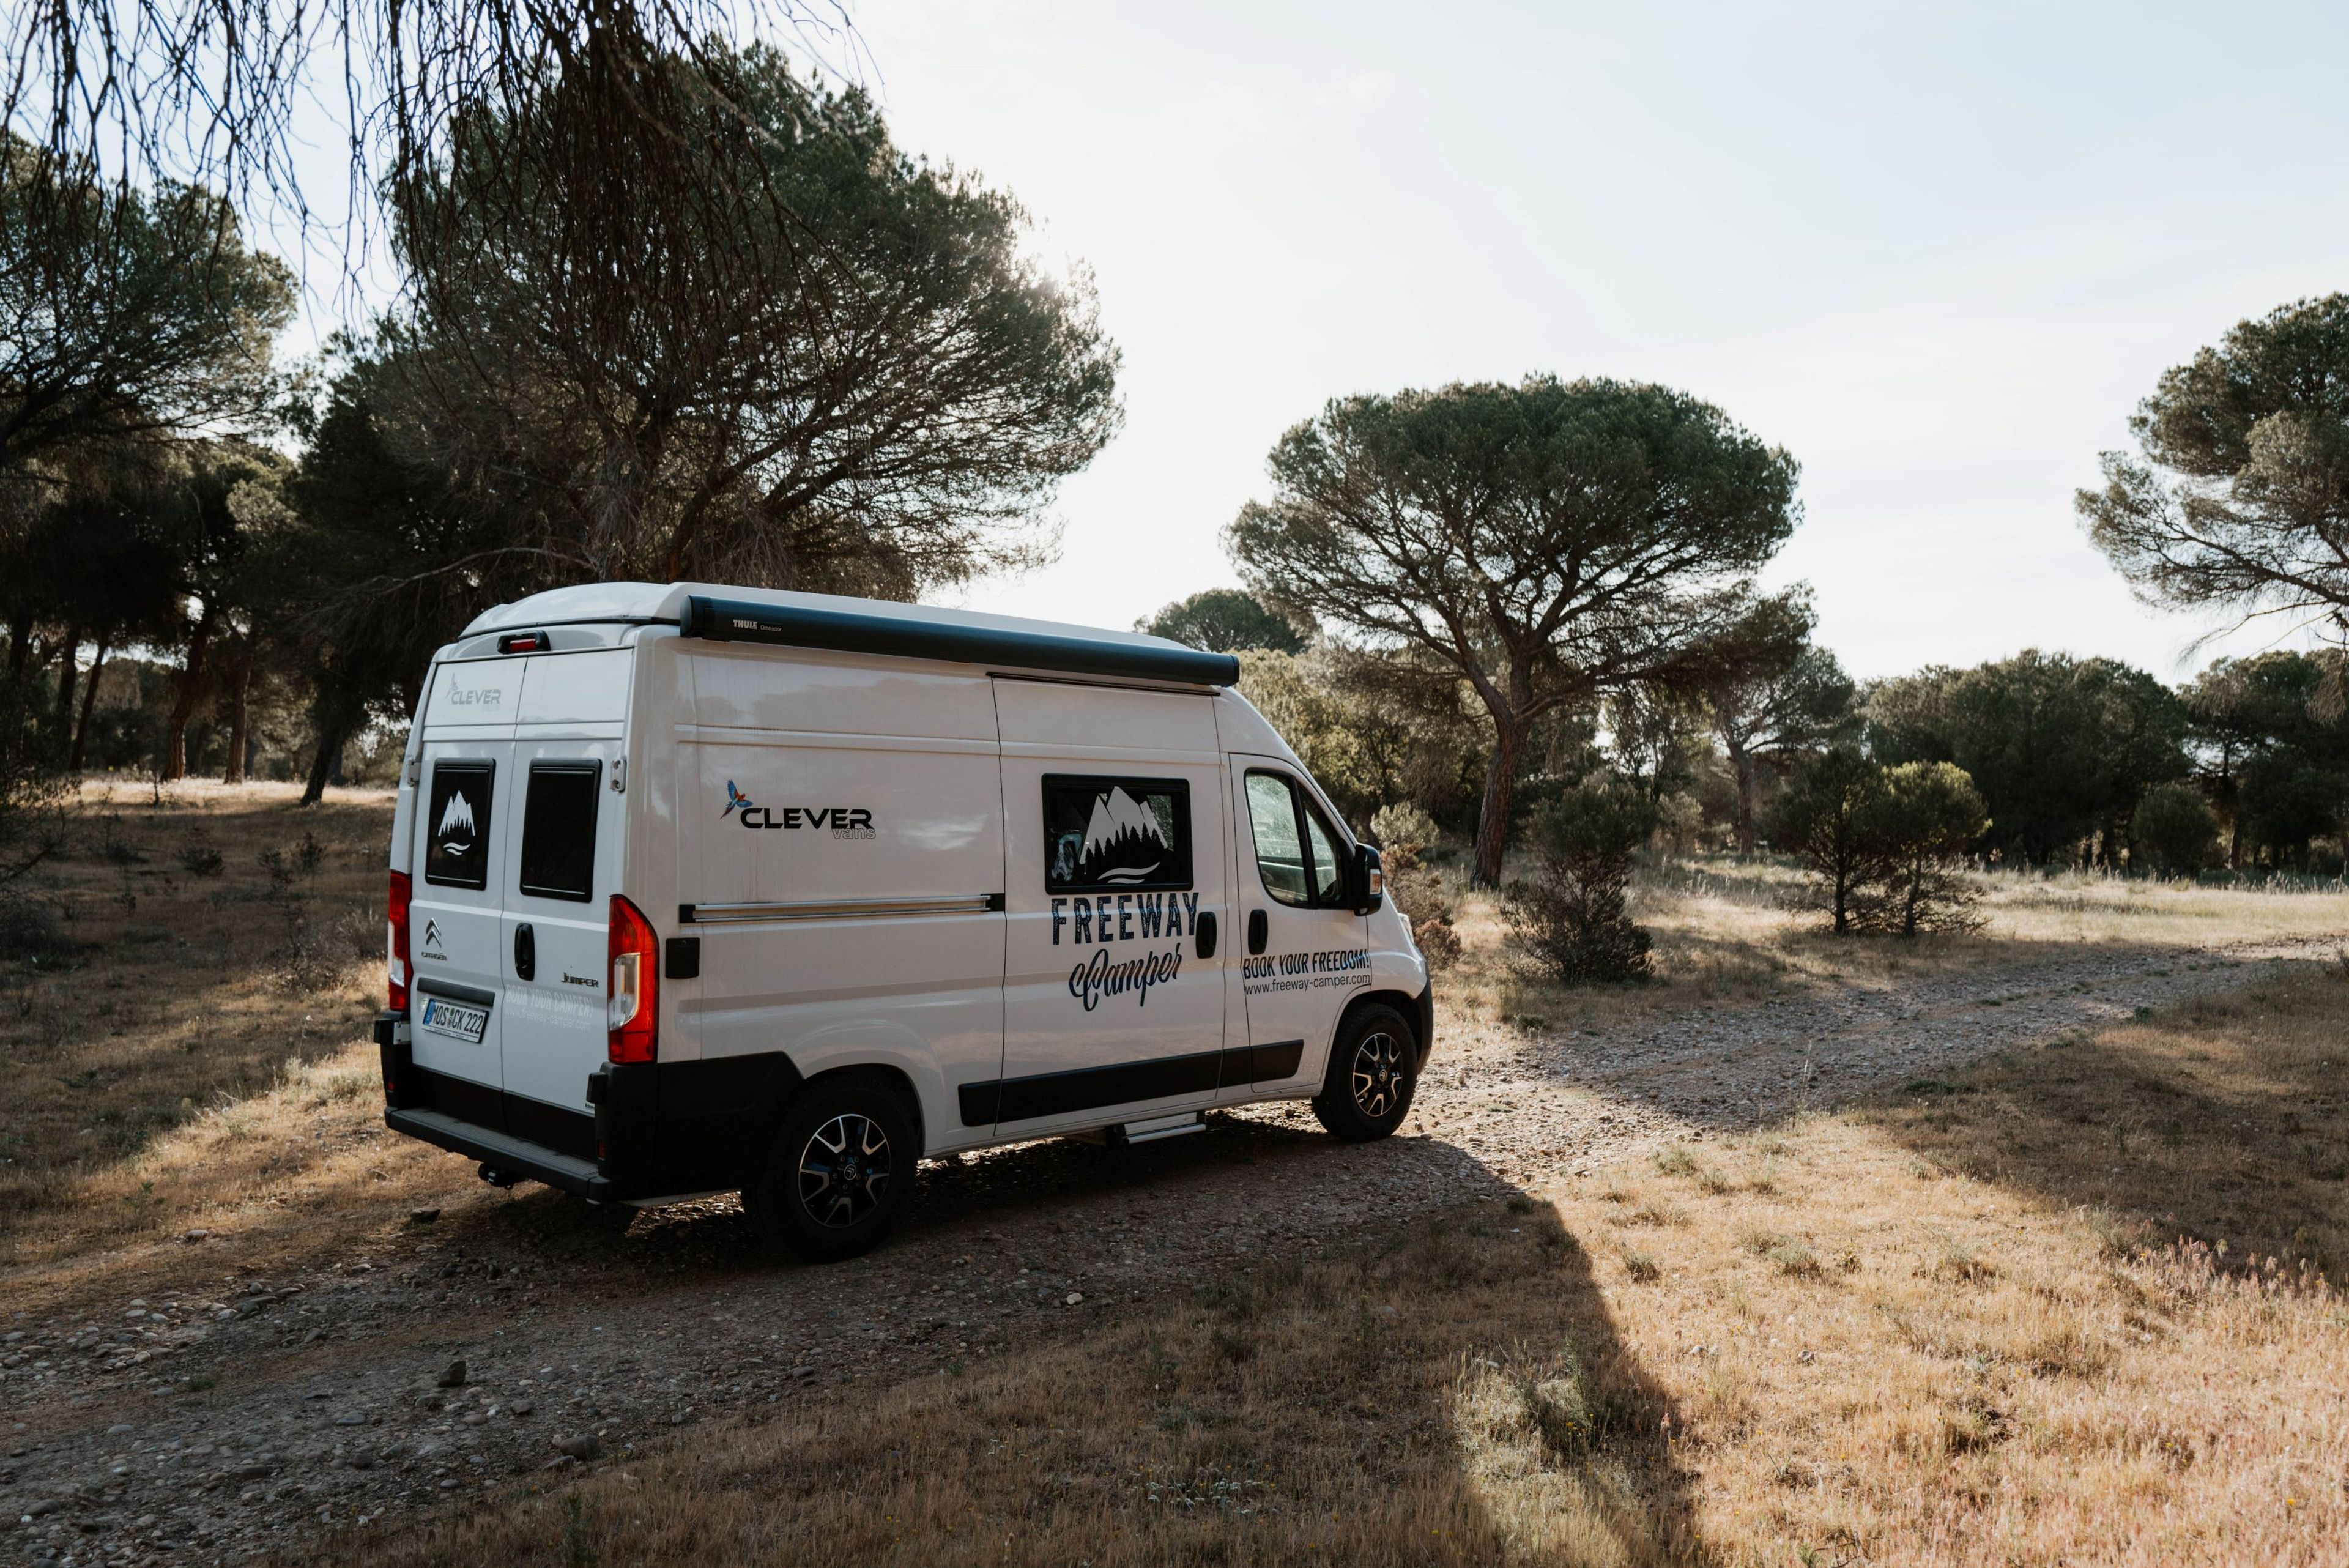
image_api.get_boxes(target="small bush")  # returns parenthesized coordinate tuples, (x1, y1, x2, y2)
(0, 897, 74, 960)
(1773, 748, 1986, 936)
(178, 843, 225, 877)
(1370, 801, 1439, 856)
(1502, 776, 1655, 984)
(1382, 842, 1461, 972)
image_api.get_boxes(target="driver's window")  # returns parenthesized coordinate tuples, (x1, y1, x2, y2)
(1305, 807, 1345, 905)
(1245, 772, 1311, 906)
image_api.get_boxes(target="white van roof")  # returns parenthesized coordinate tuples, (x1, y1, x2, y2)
(462, 581, 1244, 688)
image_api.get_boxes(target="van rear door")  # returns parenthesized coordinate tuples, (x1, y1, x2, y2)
(409, 658, 523, 1097)
(498, 650, 633, 1115)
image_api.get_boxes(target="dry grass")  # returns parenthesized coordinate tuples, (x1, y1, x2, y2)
(301, 964, 2349, 1567)
(1536, 964, 2349, 1565)
(0, 782, 458, 1308)
(1434, 852, 2349, 1033)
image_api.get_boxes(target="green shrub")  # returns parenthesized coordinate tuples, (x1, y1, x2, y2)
(1502, 777, 1655, 983)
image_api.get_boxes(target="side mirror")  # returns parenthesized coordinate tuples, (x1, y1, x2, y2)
(1352, 844, 1384, 915)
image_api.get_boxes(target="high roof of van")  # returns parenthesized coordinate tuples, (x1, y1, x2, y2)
(461, 581, 1243, 688)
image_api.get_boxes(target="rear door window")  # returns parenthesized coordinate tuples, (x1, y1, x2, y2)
(516, 761, 601, 902)
(425, 760, 495, 889)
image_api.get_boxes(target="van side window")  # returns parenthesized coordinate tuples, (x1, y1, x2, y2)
(424, 760, 495, 890)
(517, 761, 601, 902)
(1245, 772, 1310, 905)
(1042, 776, 1192, 892)
(1245, 770, 1349, 908)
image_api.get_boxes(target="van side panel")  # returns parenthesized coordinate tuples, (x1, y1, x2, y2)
(990, 680, 1231, 1135)
(680, 648, 1007, 1155)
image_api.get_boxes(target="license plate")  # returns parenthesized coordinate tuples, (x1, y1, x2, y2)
(418, 996, 490, 1044)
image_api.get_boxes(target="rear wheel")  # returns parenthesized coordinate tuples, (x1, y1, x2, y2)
(743, 1076, 916, 1261)
(1311, 1003, 1418, 1142)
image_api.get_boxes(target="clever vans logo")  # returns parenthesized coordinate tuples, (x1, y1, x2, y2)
(720, 781, 875, 838)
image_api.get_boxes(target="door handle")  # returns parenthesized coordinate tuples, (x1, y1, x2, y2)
(1194, 910, 1218, 959)
(513, 923, 535, 982)
(1247, 908, 1268, 956)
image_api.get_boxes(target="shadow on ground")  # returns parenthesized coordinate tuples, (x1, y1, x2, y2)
(1869, 961, 2349, 1279)
(302, 1153, 1704, 1567)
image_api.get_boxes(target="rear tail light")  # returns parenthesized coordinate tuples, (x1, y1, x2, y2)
(388, 871, 413, 1011)
(607, 894, 658, 1063)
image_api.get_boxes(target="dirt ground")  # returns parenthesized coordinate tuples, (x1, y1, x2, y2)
(1, 786, 2345, 1565)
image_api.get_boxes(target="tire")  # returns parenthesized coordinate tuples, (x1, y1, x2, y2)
(1311, 1003, 1418, 1142)
(742, 1074, 916, 1261)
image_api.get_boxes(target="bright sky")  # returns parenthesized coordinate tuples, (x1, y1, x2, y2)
(838, 0, 2349, 680)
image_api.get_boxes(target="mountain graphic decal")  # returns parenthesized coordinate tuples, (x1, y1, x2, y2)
(1078, 787, 1168, 883)
(436, 789, 477, 853)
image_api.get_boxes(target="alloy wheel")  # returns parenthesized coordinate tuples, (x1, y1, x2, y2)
(798, 1112, 891, 1228)
(1351, 1030, 1405, 1119)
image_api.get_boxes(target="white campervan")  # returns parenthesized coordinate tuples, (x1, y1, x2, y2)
(374, 582, 1433, 1258)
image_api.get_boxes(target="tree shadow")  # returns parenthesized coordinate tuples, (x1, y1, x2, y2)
(1861, 966, 2349, 1279)
(311, 1134, 1709, 1567)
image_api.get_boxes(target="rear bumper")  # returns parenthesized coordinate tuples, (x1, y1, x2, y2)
(386, 1105, 615, 1198)
(375, 1008, 661, 1202)
(373, 1009, 783, 1202)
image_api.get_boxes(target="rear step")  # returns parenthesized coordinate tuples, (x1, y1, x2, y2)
(388, 1107, 603, 1195)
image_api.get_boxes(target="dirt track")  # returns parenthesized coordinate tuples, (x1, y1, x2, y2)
(2, 929, 2340, 1564)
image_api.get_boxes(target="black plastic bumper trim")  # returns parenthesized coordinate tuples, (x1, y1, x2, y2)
(386, 1107, 612, 1199)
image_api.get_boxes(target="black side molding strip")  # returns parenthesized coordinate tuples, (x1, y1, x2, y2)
(957, 1039, 1307, 1128)
(679, 595, 1241, 688)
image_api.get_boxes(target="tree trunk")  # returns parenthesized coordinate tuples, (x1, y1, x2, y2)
(1469, 718, 1524, 889)
(1727, 740, 1757, 854)
(5, 608, 30, 678)
(302, 706, 355, 806)
(51, 626, 81, 734)
(69, 639, 108, 771)
(161, 606, 217, 782)
(221, 647, 252, 785)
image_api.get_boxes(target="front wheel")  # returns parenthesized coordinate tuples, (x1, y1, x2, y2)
(743, 1076, 916, 1261)
(1312, 1003, 1418, 1142)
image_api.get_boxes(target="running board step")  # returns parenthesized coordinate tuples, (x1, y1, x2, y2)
(1115, 1111, 1205, 1145)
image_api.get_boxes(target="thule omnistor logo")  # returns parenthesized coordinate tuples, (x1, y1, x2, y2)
(721, 781, 875, 837)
